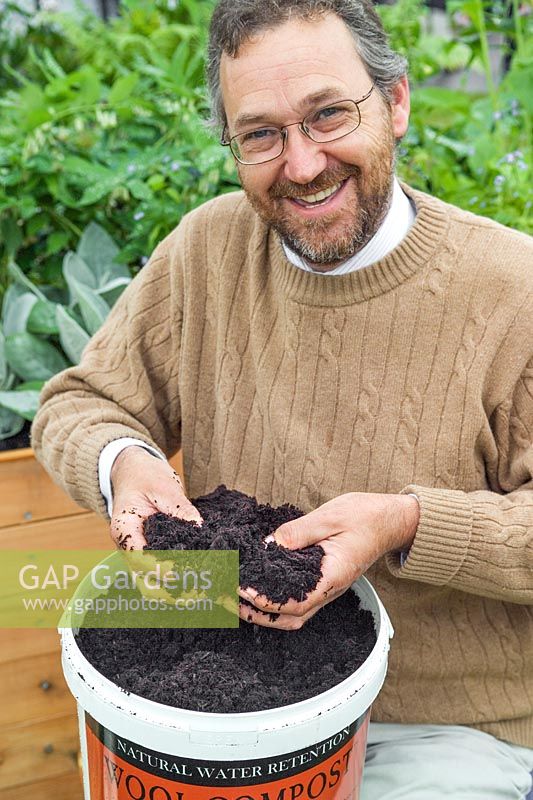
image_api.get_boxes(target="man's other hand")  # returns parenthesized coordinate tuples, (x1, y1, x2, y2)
(239, 492, 419, 630)
(109, 446, 202, 550)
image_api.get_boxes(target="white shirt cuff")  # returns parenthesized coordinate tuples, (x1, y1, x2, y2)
(99, 438, 165, 517)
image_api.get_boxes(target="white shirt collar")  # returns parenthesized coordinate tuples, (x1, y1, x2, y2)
(282, 178, 416, 275)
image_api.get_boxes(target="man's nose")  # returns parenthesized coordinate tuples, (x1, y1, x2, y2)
(281, 127, 328, 185)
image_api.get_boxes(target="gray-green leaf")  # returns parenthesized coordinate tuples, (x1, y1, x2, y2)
(63, 251, 97, 293)
(97, 276, 130, 306)
(0, 406, 24, 440)
(27, 300, 60, 335)
(5, 332, 69, 381)
(0, 389, 41, 421)
(56, 306, 91, 364)
(77, 222, 129, 287)
(7, 262, 48, 302)
(69, 278, 110, 335)
(2, 290, 37, 336)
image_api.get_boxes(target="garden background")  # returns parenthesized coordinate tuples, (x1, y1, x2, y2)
(0, 0, 531, 443)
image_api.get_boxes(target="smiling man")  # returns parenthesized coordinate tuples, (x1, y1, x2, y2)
(32, 1, 533, 798)
(217, 11, 407, 269)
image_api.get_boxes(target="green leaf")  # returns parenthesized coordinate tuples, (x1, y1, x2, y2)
(77, 222, 129, 286)
(0, 332, 8, 387)
(0, 389, 41, 421)
(97, 277, 131, 295)
(108, 72, 139, 105)
(46, 231, 70, 256)
(69, 278, 110, 335)
(0, 407, 24, 441)
(62, 156, 113, 181)
(78, 179, 118, 206)
(27, 300, 60, 335)
(63, 251, 97, 292)
(18, 83, 51, 131)
(128, 179, 153, 201)
(96, 277, 131, 308)
(26, 212, 50, 238)
(2, 290, 37, 336)
(17, 381, 46, 391)
(0, 216, 23, 258)
(7, 262, 48, 302)
(56, 306, 90, 364)
(5, 333, 69, 381)
(501, 62, 533, 114)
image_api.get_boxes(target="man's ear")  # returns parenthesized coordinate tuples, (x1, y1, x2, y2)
(390, 76, 410, 139)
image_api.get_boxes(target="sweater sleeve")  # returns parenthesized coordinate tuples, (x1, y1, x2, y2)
(386, 357, 533, 604)
(31, 229, 183, 520)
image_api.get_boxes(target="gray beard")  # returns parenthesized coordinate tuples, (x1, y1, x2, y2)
(278, 205, 373, 266)
(278, 182, 394, 268)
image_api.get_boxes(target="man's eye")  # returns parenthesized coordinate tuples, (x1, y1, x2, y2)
(242, 128, 277, 142)
(316, 106, 342, 121)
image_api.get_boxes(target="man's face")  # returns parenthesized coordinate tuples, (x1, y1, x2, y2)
(220, 14, 410, 271)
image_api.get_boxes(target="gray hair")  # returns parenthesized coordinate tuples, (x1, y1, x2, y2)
(206, 0, 408, 132)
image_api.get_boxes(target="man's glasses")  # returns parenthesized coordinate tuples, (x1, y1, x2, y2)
(221, 85, 375, 166)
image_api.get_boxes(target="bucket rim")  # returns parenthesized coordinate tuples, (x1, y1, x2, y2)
(60, 575, 392, 727)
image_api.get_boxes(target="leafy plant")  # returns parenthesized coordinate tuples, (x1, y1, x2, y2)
(0, 0, 237, 298)
(0, 0, 530, 306)
(0, 223, 131, 438)
(380, 0, 532, 229)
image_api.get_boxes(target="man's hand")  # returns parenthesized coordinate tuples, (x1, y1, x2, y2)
(239, 492, 419, 630)
(109, 446, 202, 550)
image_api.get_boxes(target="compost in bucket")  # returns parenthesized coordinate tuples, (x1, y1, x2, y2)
(61, 486, 393, 799)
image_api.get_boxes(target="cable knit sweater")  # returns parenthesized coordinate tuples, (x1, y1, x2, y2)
(32, 184, 533, 746)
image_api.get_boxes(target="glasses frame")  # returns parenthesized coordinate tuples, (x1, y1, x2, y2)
(221, 84, 375, 166)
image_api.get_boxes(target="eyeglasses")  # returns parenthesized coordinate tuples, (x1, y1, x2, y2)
(221, 85, 374, 165)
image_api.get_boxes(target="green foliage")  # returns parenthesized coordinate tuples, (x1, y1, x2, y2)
(0, 0, 238, 298)
(380, 0, 532, 230)
(0, 222, 130, 438)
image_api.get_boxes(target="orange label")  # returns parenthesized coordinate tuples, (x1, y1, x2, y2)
(85, 711, 369, 800)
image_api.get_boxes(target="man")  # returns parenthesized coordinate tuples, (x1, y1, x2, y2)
(32, 1, 533, 797)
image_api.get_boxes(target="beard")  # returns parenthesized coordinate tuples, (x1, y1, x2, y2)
(240, 112, 397, 269)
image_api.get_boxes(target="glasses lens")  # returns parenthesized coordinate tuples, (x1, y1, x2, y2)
(304, 100, 361, 142)
(232, 128, 284, 164)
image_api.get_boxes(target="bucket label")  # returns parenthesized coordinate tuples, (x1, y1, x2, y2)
(84, 710, 369, 800)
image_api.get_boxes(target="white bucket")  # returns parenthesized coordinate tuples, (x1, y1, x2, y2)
(60, 576, 393, 800)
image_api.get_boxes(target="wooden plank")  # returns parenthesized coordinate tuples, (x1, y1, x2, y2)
(0, 447, 33, 463)
(0, 455, 84, 529)
(0, 713, 81, 791)
(0, 450, 184, 531)
(0, 449, 184, 547)
(0, 629, 60, 665)
(0, 512, 111, 549)
(0, 770, 83, 800)
(0, 648, 77, 727)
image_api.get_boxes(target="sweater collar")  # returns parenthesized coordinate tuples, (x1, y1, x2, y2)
(269, 183, 450, 306)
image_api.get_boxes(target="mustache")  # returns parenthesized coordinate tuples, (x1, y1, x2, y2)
(269, 166, 360, 199)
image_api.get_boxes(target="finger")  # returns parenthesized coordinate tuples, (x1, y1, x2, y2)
(239, 577, 343, 616)
(151, 494, 203, 526)
(175, 501, 203, 525)
(265, 499, 344, 549)
(238, 602, 317, 630)
(110, 506, 148, 550)
(238, 585, 314, 615)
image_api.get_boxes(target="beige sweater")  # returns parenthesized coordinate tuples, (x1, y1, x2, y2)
(32, 185, 533, 746)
